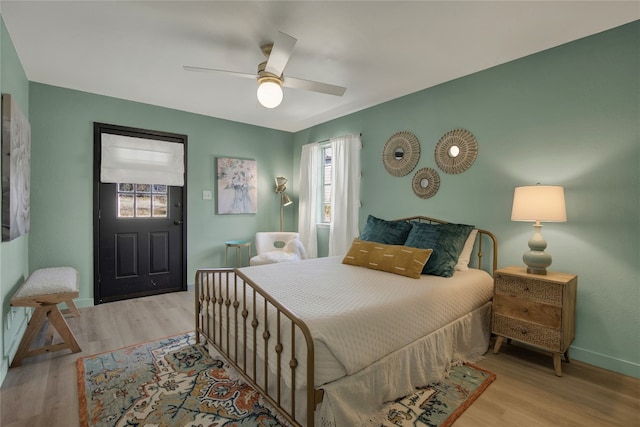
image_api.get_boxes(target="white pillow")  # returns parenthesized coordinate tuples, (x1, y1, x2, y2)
(284, 238, 308, 259)
(455, 229, 478, 271)
(250, 251, 300, 266)
(249, 239, 308, 266)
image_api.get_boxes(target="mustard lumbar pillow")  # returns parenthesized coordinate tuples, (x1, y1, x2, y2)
(342, 239, 433, 279)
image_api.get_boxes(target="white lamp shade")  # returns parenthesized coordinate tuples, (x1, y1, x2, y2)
(281, 193, 293, 206)
(511, 185, 567, 222)
(257, 81, 283, 108)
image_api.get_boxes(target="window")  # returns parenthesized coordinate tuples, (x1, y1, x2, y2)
(321, 145, 332, 223)
(117, 183, 168, 218)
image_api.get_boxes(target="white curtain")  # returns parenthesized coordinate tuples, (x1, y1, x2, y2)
(329, 133, 362, 256)
(100, 133, 184, 186)
(298, 142, 319, 258)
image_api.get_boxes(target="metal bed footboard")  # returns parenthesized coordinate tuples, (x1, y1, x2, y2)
(195, 268, 321, 427)
(195, 216, 496, 426)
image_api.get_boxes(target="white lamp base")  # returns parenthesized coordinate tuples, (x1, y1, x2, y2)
(523, 222, 552, 275)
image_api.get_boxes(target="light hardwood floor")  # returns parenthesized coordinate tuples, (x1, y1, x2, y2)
(0, 290, 638, 426)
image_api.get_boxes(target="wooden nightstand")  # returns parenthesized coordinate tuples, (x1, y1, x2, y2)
(492, 266, 577, 376)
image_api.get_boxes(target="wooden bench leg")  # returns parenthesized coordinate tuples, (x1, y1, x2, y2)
(45, 322, 55, 347)
(48, 305, 81, 353)
(47, 300, 80, 346)
(10, 304, 81, 368)
(11, 306, 49, 368)
(60, 299, 80, 317)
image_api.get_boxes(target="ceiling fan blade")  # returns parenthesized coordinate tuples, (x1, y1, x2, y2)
(265, 32, 297, 76)
(283, 76, 347, 97)
(183, 65, 256, 80)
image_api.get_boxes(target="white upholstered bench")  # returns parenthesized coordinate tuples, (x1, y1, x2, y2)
(9, 267, 81, 367)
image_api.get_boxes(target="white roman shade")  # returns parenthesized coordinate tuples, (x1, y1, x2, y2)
(100, 134, 184, 186)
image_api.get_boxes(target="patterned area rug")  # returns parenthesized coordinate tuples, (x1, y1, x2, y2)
(77, 332, 495, 427)
(378, 364, 496, 426)
(77, 332, 285, 427)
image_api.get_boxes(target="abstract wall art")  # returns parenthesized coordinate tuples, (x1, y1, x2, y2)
(217, 157, 257, 214)
(2, 94, 31, 241)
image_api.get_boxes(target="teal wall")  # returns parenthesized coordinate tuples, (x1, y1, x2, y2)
(1, 12, 294, 382)
(0, 14, 637, 384)
(28, 82, 294, 307)
(293, 22, 639, 377)
(0, 17, 31, 382)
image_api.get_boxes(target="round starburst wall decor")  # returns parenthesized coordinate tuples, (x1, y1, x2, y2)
(435, 129, 478, 174)
(382, 131, 421, 177)
(412, 167, 440, 199)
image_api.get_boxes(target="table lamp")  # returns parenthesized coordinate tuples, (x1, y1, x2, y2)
(511, 185, 567, 275)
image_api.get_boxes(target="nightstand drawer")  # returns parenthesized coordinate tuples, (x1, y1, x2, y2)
(495, 273, 562, 306)
(493, 314, 562, 351)
(494, 294, 561, 329)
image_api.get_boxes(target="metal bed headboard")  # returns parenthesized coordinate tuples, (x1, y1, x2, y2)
(397, 215, 498, 274)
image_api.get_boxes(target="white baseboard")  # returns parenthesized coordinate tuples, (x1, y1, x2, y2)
(0, 306, 30, 386)
(2, 306, 30, 359)
(571, 345, 639, 379)
(72, 298, 95, 309)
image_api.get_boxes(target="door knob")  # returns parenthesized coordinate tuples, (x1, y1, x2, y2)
(174, 220, 184, 225)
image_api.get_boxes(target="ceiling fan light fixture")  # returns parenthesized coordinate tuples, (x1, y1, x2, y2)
(185, 32, 346, 108)
(257, 77, 283, 109)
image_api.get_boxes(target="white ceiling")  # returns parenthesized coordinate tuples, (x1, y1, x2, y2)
(1, 1, 637, 132)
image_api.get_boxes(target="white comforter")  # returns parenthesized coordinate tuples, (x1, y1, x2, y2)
(238, 255, 493, 386)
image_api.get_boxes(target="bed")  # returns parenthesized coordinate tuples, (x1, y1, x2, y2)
(195, 216, 497, 426)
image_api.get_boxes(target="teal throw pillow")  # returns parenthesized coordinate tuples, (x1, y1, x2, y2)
(359, 215, 412, 245)
(404, 221, 440, 251)
(405, 222, 474, 277)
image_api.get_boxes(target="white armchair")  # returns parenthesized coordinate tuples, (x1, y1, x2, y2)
(249, 232, 307, 266)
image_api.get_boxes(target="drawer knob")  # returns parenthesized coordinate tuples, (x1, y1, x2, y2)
(523, 308, 529, 313)
(521, 329, 528, 335)
(524, 287, 530, 292)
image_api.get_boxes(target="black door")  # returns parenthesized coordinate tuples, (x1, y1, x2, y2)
(93, 123, 187, 304)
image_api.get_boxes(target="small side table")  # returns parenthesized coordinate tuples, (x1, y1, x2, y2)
(225, 240, 252, 267)
(492, 266, 577, 376)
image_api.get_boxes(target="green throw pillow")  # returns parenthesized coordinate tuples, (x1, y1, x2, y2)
(359, 215, 412, 245)
(404, 222, 474, 277)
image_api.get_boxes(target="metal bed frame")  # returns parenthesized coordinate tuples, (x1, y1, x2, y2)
(195, 216, 497, 426)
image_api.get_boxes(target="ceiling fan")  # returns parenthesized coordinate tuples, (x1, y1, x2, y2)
(183, 32, 346, 108)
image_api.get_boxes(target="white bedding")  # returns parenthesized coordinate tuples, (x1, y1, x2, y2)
(237, 255, 493, 387)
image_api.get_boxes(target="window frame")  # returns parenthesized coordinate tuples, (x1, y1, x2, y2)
(116, 183, 169, 219)
(320, 143, 332, 225)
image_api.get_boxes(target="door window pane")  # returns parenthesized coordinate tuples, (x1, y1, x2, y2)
(117, 183, 168, 218)
(136, 194, 151, 217)
(118, 194, 134, 217)
(153, 195, 167, 217)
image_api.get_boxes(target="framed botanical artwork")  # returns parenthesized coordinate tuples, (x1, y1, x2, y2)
(2, 94, 31, 241)
(217, 157, 257, 214)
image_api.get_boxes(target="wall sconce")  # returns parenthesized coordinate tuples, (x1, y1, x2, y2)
(511, 184, 567, 275)
(275, 176, 293, 231)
